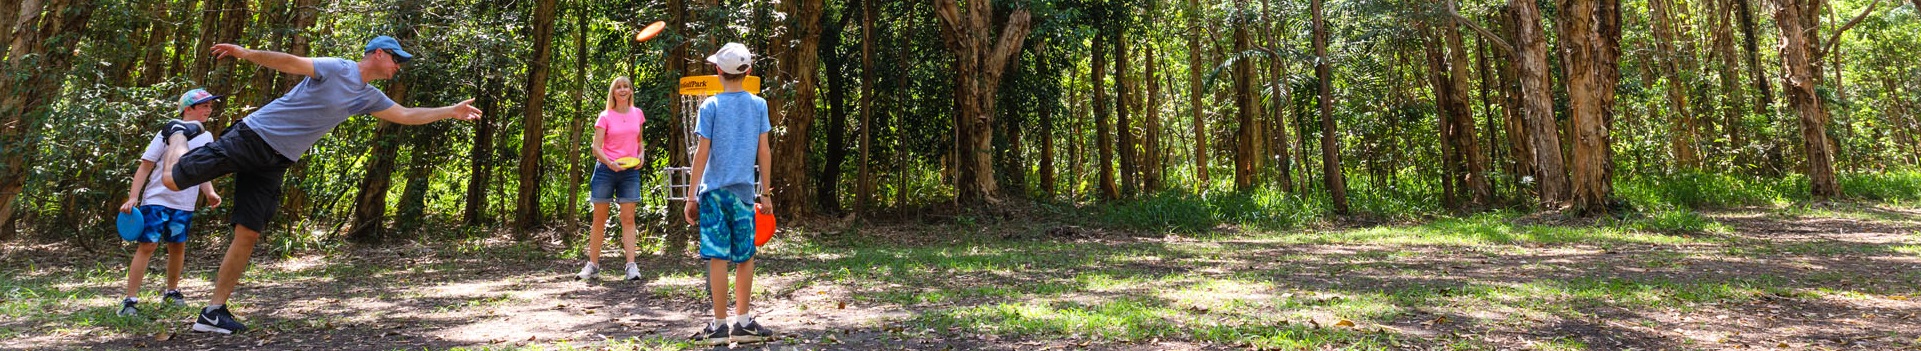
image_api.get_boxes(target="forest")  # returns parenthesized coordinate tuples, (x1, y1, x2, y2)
(4, 0, 1921, 349)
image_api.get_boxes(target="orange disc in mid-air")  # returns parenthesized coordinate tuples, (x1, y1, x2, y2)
(635, 21, 667, 43)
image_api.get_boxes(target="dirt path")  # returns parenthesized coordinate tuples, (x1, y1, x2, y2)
(4, 207, 1920, 350)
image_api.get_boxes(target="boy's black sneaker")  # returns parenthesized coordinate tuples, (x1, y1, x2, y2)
(162, 290, 187, 305)
(691, 321, 730, 344)
(730, 319, 775, 343)
(160, 121, 205, 144)
(117, 298, 139, 317)
(191, 306, 247, 334)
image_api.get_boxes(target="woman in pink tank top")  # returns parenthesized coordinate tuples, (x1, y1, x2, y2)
(579, 76, 648, 281)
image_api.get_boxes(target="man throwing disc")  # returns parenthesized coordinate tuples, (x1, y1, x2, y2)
(154, 35, 482, 334)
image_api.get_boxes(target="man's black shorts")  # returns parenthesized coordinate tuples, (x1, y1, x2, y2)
(171, 122, 294, 233)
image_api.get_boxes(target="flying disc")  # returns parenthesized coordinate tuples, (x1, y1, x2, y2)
(615, 157, 642, 169)
(754, 203, 775, 246)
(117, 207, 145, 242)
(635, 21, 667, 43)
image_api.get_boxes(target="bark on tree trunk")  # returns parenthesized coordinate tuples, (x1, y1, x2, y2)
(1313, 0, 1349, 213)
(1233, 0, 1264, 192)
(1424, 32, 1462, 208)
(1145, 43, 1163, 192)
(856, 0, 875, 214)
(465, 77, 501, 226)
(1557, 0, 1623, 215)
(1735, 0, 1773, 113)
(1115, 24, 1136, 195)
(1512, 0, 1569, 208)
(1187, 0, 1208, 192)
(818, 11, 853, 213)
(513, 0, 560, 238)
(1444, 15, 1492, 207)
(137, 0, 170, 86)
(934, 0, 1032, 205)
(1093, 28, 1118, 200)
(1771, 0, 1840, 200)
(562, 0, 589, 244)
(0, 0, 97, 240)
(395, 126, 447, 234)
(770, 0, 824, 215)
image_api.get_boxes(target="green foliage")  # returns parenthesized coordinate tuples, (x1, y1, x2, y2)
(1616, 172, 1801, 209)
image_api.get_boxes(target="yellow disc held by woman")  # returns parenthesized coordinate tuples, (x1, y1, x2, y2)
(615, 157, 642, 169)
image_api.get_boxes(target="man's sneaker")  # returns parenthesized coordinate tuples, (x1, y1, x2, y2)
(117, 298, 139, 317)
(191, 306, 247, 334)
(691, 321, 730, 344)
(731, 318, 775, 343)
(160, 121, 205, 144)
(162, 290, 187, 305)
(625, 262, 642, 281)
(576, 263, 598, 281)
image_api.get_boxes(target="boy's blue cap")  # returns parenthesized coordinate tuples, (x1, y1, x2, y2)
(364, 36, 413, 63)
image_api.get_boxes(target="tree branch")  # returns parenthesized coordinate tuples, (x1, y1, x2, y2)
(1442, 0, 1510, 54)
(1816, 0, 1881, 61)
(1450, 11, 1514, 54)
(932, 0, 970, 55)
(982, 9, 1034, 83)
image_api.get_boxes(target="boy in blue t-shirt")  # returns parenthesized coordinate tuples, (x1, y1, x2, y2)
(682, 42, 775, 344)
(116, 88, 224, 317)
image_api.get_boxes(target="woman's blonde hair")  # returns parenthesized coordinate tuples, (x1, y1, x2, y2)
(605, 76, 633, 112)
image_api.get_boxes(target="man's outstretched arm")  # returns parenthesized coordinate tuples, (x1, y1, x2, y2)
(211, 44, 316, 77)
(370, 99, 484, 125)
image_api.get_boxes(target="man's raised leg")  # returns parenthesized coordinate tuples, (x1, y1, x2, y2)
(159, 134, 191, 191)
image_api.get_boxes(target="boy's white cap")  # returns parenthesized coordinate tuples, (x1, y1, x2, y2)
(706, 42, 753, 74)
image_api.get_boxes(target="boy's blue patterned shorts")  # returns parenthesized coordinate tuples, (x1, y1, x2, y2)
(137, 205, 193, 244)
(697, 190, 757, 263)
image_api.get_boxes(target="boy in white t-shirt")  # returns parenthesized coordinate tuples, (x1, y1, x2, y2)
(116, 88, 223, 317)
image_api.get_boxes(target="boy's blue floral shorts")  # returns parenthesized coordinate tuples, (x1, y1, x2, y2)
(137, 205, 193, 243)
(697, 190, 757, 263)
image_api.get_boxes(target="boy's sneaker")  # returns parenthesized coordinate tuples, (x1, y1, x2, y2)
(160, 121, 205, 144)
(191, 305, 247, 334)
(117, 298, 139, 317)
(576, 263, 598, 281)
(731, 318, 775, 342)
(624, 262, 642, 281)
(162, 290, 187, 305)
(691, 321, 730, 344)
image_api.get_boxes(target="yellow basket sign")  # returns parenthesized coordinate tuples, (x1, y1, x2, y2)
(678, 75, 761, 96)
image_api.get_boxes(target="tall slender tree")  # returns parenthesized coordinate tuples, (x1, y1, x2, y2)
(1233, 0, 1264, 192)
(514, 0, 560, 237)
(1187, 0, 1209, 191)
(856, 0, 877, 215)
(1313, 0, 1349, 213)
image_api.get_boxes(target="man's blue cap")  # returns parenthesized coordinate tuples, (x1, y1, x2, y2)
(364, 36, 413, 63)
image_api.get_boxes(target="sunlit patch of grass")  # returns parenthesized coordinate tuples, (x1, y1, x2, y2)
(906, 297, 1405, 349)
(1255, 213, 1707, 247)
(1895, 245, 1921, 256)
(1626, 210, 1733, 235)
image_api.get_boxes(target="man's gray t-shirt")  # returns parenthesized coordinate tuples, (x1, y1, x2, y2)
(242, 57, 397, 161)
(694, 91, 770, 203)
